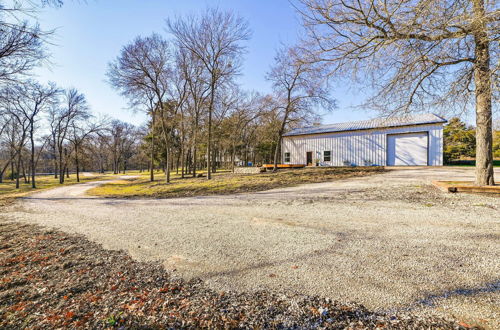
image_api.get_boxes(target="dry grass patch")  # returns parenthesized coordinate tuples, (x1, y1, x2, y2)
(88, 167, 385, 199)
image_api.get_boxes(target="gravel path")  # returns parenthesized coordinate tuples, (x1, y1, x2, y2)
(2, 167, 499, 328)
(1, 221, 460, 328)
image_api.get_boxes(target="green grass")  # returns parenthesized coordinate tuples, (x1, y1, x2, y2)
(88, 167, 385, 199)
(446, 159, 500, 167)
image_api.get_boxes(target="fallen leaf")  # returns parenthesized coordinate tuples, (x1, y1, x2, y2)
(458, 321, 472, 328)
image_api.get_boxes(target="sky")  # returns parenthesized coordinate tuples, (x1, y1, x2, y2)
(33, 0, 378, 126)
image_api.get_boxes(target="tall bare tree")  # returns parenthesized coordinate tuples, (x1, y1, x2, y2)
(49, 88, 89, 183)
(297, 0, 499, 185)
(0, 0, 63, 84)
(177, 47, 211, 177)
(3, 81, 59, 188)
(267, 45, 335, 171)
(0, 107, 25, 185)
(107, 120, 136, 175)
(68, 116, 101, 182)
(167, 8, 251, 179)
(107, 34, 172, 182)
(0, 111, 16, 182)
(222, 91, 266, 171)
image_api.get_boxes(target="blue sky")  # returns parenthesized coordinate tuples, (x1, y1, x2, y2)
(34, 0, 376, 126)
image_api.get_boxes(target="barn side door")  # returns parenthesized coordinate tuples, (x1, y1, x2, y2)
(306, 152, 313, 166)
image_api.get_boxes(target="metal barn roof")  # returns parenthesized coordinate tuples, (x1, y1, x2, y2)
(283, 113, 447, 137)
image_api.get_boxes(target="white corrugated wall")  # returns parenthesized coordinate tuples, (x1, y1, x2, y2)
(282, 124, 443, 166)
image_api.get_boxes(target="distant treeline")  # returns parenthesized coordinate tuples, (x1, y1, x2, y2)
(443, 117, 500, 164)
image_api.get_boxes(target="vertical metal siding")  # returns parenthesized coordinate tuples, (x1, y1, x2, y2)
(282, 124, 444, 166)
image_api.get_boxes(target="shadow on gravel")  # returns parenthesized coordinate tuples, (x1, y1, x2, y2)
(413, 279, 500, 308)
(21, 197, 117, 202)
(198, 240, 348, 280)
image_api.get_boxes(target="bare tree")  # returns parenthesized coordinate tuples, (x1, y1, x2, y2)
(0, 112, 22, 183)
(267, 45, 335, 171)
(102, 120, 137, 175)
(68, 116, 102, 182)
(3, 81, 59, 188)
(177, 47, 211, 177)
(222, 91, 266, 171)
(167, 8, 251, 179)
(107, 34, 172, 182)
(297, 0, 499, 185)
(0, 1, 60, 84)
(164, 49, 190, 179)
(88, 131, 111, 174)
(49, 88, 89, 183)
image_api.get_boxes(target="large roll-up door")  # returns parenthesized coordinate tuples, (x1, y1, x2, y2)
(387, 132, 428, 166)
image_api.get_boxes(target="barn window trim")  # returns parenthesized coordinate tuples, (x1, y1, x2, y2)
(323, 150, 331, 162)
(284, 152, 290, 163)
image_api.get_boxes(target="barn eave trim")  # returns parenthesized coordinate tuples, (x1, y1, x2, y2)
(283, 121, 446, 138)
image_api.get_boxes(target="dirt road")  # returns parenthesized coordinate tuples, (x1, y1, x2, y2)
(3, 167, 499, 328)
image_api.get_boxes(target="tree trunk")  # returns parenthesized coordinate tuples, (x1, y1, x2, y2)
(212, 148, 217, 173)
(176, 151, 180, 175)
(75, 144, 80, 183)
(186, 148, 191, 175)
(207, 84, 215, 180)
(192, 124, 198, 178)
(21, 158, 27, 184)
(53, 135, 58, 179)
(60, 148, 68, 183)
(272, 136, 282, 172)
(15, 151, 21, 188)
(473, 0, 494, 186)
(10, 156, 14, 181)
(30, 127, 36, 188)
(181, 146, 185, 178)
(165, 147, 170, 183)
(150, 113, 155, 182)
(244, 145, 248, 166)
(180, 117, 185, 179)
(231, 141, 236, 173)
(1, 158, 12, 184)
(160, 119, 171, 183)
(59, 149, 65, 184)
(273, 126, 287, 172)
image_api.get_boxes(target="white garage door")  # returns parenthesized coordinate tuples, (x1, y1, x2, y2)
(387, 133, 428, 166)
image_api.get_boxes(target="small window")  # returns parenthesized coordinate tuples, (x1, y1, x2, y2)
(284, 152, 291, 163)
(324, 151, 331, 162)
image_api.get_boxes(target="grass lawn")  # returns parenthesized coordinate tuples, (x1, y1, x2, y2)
(88, 167, 385, 199)
(446, 159, 500, 167)
(0, 173, 114, 206)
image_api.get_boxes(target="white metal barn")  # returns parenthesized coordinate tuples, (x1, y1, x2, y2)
(282, 113, 447, 167)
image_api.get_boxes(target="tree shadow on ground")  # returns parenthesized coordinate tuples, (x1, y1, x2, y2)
(411, 279, 500, 308)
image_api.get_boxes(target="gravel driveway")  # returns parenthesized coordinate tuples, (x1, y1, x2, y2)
(3, 167, 500, 328)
